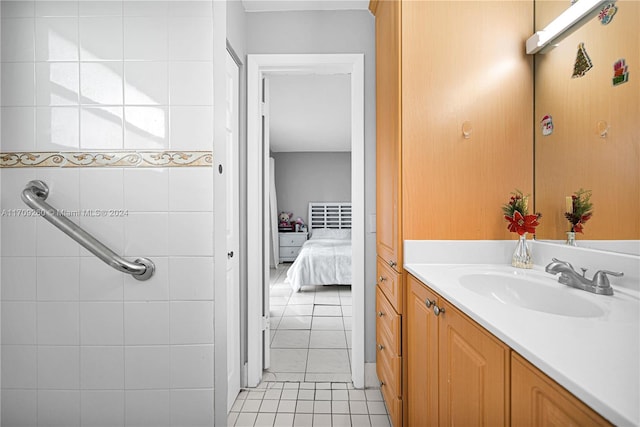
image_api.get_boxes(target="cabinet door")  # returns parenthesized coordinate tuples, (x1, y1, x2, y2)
(375, 0, 402, 271)
(511, 353, 613, 427)
(406, 274, 439, 427)
(438, 300, 510, 426)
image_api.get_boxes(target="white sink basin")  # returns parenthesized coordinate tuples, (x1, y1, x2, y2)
(459, 272, 605, 317)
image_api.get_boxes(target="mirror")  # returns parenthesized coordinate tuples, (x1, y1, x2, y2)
(533, 0, 639, 254)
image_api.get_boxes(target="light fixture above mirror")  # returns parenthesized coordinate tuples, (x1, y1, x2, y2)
(526, 0, 614, 54)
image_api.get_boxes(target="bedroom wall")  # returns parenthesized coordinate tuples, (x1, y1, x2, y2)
(273, 152, 351, 226)
(247, 9, 377, 363)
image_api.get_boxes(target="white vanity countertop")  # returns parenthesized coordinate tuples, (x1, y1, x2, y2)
(404, 240, 640, 426)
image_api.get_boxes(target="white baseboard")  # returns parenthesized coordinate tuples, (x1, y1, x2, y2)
(364, 363, 380, 388)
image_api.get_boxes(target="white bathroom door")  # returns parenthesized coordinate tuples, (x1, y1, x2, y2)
(225, 50, 241, 411)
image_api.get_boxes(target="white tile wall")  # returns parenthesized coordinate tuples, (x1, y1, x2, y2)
(35, 17, 79, 61)
(36, 106, 80, 150)
(1, 302, 37, 344)
(1, 389, 38, 427)
(1, 0, 214, 154)
(125, 390, 171, 427)
(35, 62, 80, 106)
(1, 107, 36, 151)
(36, 257, 80, 301)
(80, 390, 125, 427)
(37, 346, 80, 389)
(1, 17, 35, 61)
(1, 257, 37, 301)
(79, 17, 124, 60)
(80, 106, 124, 150)
(1, 1, 216, 425)
(1, 62, 35, 105)
(80, 347, 125, 390)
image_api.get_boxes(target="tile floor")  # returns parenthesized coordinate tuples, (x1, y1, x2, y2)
(228, 381, 391, 427)
(227, 265, 390, 426)
(265, 265, 353, 383)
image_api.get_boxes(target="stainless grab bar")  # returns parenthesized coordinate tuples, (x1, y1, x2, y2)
(21, 180, 155, 281)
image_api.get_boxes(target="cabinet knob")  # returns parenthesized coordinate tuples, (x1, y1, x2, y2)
(425, 299, 434, 308)
(433, 305, 445, 316)
(379, 275, 387, 282)
(380, 381, 385, 387)
(377, 311, 384, 317)
(377, 344, 384, 351)
(388, 260, 397, 268)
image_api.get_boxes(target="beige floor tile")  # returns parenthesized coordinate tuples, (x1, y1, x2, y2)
(277, 400, 297, 413)
(268, 349, 308, 373)
(235, 412, 258, 427)
(370, 414, 391, 427)
(332, 414, 351, 427)
(309, 330, 347, 349)
(293, 413, 313, 427)
(306, 349, 350, 374)
(271, 330, 311, 349)
(312, 413, 331, 426)
(274, 413, 295, 427)
(295, 400, 314, 413)
(255, 412, 276, 426)
(278, 316, 312, 330)
(351, 414, 372, 426)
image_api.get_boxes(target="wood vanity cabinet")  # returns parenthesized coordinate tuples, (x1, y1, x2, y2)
(376, 257, 403, 427)
(371, 0, 532, 424)
(511, 353, 613, 427)
(376, 286, 403, 426)
(407, 273, 510, 426)
(407, 273, 615, 427)
(372, 0, 404, 425)
(372, 0, 402, 271)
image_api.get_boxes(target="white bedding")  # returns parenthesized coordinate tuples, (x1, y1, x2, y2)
(286, 237, 352, 292)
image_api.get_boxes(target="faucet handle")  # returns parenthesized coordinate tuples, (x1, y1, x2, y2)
(592, 270, 624, 288)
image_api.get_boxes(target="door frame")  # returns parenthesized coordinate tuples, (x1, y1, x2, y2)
(247, 53, 365, 388)
(225, 46, 241, 412)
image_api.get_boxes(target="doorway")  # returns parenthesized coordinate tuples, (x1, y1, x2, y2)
(247, 54, 365, 388)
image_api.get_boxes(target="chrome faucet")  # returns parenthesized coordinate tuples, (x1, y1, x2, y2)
(545, 258, 623, 296)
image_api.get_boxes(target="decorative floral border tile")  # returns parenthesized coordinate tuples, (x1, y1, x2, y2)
(0, 151, 213, 168)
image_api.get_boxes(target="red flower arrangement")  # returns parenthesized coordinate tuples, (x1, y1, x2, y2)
(502, 190, 541, 236)
(565, 189, 593, 233)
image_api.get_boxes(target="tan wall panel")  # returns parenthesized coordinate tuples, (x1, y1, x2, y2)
(401, 1, 534, 240)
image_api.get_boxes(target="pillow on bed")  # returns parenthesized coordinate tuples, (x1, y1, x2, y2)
(311, 228, 351, 240)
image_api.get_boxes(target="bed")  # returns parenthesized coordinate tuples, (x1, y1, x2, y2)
(286, 202, 352, 292)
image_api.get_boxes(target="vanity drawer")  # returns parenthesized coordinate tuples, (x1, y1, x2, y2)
(377, 257, 402, 314)
(377, 329, 402, 398)
(376, 286, 401, 356)
(279, 232, 307, 246)
(380, 373, 403, 427)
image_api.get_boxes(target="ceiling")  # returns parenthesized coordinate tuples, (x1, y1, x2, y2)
(269, 74, 351, 153)
(241, 0, 369, 13)
(242, 0, 365, 153)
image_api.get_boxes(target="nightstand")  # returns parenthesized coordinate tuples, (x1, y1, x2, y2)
(278, 232, 308, 262)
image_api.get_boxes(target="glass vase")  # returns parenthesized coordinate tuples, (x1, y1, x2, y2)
(512, 233, 533, 269)
(566, 231, 577, 246)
